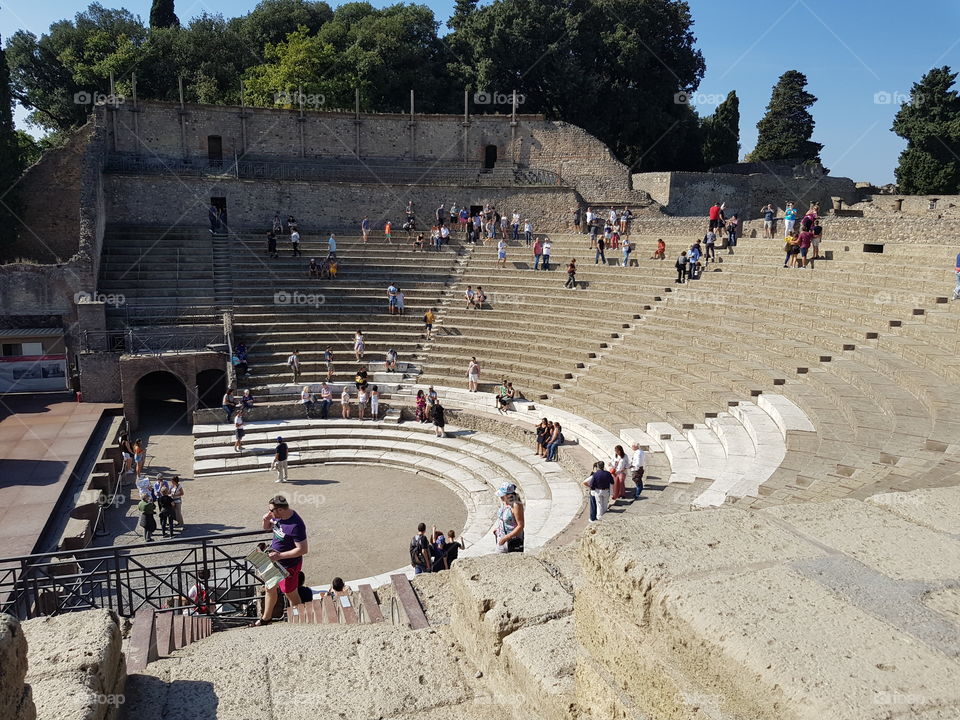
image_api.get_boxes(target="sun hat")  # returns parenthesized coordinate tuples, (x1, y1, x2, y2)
(496, 483, 517, 497)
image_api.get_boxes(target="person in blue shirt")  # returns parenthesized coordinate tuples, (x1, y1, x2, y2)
(327, 233, 337, 255)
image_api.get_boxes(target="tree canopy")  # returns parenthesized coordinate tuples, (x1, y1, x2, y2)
(149, 0, 179, 29)
(701, 91, 740, 168)
(749, 70, 822, 165)
(892, 66, 960, 194)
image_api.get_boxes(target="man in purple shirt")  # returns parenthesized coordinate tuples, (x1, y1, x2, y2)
(252, 495, 309, 626)
(798, 230, 813, 268)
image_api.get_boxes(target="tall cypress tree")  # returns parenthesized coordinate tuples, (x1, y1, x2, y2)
(749, 70, 822, 164)
(0, 35, 23, 251)
(701, 90, 740, 168)
(892, 66, 960, 194)
(150, 0, 180, 29)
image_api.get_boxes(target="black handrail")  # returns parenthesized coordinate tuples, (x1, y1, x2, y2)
(0, 530, 272, 620)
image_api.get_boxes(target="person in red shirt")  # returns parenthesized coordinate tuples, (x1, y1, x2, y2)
(708, 202, 721, 230)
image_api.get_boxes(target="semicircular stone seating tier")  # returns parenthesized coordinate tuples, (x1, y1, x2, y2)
(400, 385, 817, 509)
(192, 417, 586, 588)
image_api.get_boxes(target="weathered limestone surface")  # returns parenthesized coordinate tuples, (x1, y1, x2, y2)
(578, 490, 960, 720)
(447, 554, 576, 719)
(22, 610, 125, 720)
(0, 614, 37, 720)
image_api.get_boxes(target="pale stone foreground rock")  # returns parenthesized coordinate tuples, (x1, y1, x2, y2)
(21, 609, 124, 720)
(578, 487, 960, 720)
(0, 614, 36, 720)
(122, 623, 523, 720)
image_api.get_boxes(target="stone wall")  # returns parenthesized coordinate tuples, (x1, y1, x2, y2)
(847, 194, 960, 218)
(104, 175, 582, 233)
(78, 352, 123, 403)
(632, 170, 862, 219)
(102, 102, 655, 209)
(0, 615, 36, 720)
(22, 610, 125, 720)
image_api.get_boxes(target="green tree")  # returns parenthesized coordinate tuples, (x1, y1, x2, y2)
(701, 90, 740, 168)
(892, 66, 960, 194)
(7, 3, 147, 132)
(149, 0, 180, 29)
(448, 0, 477, 31)
(749, 70, 822, 164)
(230, 0, 332, 50)
(245, 3, 451, 113)
(0, 35, 23, 249)
(446, 0, 705, 170)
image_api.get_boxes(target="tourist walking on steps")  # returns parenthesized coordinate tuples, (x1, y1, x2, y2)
(726, 215, 738, 254)
(565, 259, 577, 289)
(467, 357, 480, 392)
(384, 220, 393, 244)
(609, 445, 628, 501)
(221, 389, 235, 423)
(533, 237, 543, 270)
(704, 229, 716, 264)
(523, 219, 533, 245)
(272, 436, 289, 483)
(341, 385, 351, 418)
(267, 232, 278, 258)
(630, 443, 646, 498)
(583, 461, 613, 522)
(361, 216, 370, 243)
(433, 400, 446, 437)
(170, 476, 184, 527)
(424, 308, 435, 340)
(357, 384, 368, 420)
(318, 382, 332, 419)
(354, 330, 365, 361)
(234, 409, 245, 453)
(288, 350, 301, 383)
(410, 523, 432, 574)
(542, 239, 552, 270)
(497, 239, 507, 268)
(494, 483, 525, 553)
(595, 236, 607, 265)
(621, 237, 633, 267)
(370, 385, 379, 419)
(138, 493, 157, 541)
(323, 347, 334, 382)
(252, 495, 308, 626)
(416, 389, 428, 422)
(290, 228, 302, 257)
(675, 251, 688, 283)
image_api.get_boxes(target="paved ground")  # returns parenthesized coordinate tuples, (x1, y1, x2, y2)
(0, 393, 118, 558)
(99, 400, 467, 584)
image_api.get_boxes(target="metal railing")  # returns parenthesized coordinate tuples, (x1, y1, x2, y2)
(80, 329, 227, 355)
(104, 154, 563, 187)
(0, 530, 273, 620)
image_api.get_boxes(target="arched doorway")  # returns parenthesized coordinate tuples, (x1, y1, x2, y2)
(483, 144, 498, 170)
(196, 368, 226, 410)
(134, 371, 189, 431)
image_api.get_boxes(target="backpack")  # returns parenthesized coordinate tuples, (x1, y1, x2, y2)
(409, 535, 426, 567)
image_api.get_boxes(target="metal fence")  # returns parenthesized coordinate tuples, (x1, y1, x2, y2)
(104, 154, 563, 187)
(0, 530, 273, 620)
(80, 328, 227, 355)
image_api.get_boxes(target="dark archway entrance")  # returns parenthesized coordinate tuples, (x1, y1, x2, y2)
(135, 371, 189, 432)
(196, 368, 226, 410)
(483, 144, 498, 170)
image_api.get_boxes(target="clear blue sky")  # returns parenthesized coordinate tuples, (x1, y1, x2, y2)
(3, 0, 959, 184)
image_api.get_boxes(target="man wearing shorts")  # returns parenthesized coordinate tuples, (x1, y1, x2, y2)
(387, 283, 398, 315)
(253, 495, 308, 626)
(761, 204, 776, 238)
(630, 443, 645, 499)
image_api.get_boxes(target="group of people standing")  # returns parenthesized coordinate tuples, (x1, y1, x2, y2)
(582, 443, 646, 522)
